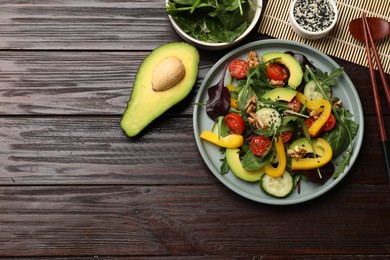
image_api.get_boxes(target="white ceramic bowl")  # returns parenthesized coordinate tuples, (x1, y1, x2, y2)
(166, 0, 263, 50)
(289, 0, 338, 40)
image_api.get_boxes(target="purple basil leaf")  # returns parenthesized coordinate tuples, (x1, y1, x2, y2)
(206, 85, 231, 121)
(206, 63, 231, 121)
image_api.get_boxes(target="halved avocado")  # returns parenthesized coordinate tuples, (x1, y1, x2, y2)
(262, 88, 298, 102)
(289, 137, 325, 156)
(226, 148, 264, 182)
(261, 52, 303, 89)
(289, 137, 314, 153)
(121, 42, 199, 137)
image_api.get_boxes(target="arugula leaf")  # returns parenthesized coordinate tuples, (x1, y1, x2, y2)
(306, 66, 358, 178)
(322, 123, 349, 157)
(238, 66, 260, 121)
(220, 156, 229, 175)
(328, 105, 359, 177)
(251, 124, 278, 138)
(321, 67, 344, 86)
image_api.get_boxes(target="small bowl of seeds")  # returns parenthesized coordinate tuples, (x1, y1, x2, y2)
(289, 0, 338, 40)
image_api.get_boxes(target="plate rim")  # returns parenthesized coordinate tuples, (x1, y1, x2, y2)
(193, 39, 364, 205)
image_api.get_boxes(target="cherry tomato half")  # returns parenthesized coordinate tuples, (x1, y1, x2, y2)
(287, 96, 301, 113)
(224, 113, 245, 135)
(250, 135, 271, 157)
(279, 130, 293, 144)
(304, 118, 322, 138)
(266, 63, 289, 81)
(322, 113, 337, 132)
(229, 59, 249, 80)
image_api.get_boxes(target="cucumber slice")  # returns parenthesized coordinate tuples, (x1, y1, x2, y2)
(260, 171, 294, 198)
(304, 80, 323, 101)
(255, 107, 281, 129)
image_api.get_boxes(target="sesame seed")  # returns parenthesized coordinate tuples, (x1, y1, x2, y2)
(293, 0, 335, 32)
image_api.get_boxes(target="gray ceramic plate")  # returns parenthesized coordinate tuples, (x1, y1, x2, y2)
(193, 39, 364, 205)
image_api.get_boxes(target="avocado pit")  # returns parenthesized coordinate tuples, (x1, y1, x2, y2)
(152, 56, 185, 91)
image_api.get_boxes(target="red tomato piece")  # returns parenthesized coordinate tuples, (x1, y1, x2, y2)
(287, 96, 301, 113)
(279, 130, 293, 144)
(304, 118, 322, 138)
(229, 59, 249, 80)
(224, 113, 245, 135)
(322, 113, 337, 131)
(250, 135, 271, 157)
(266, 63, 289, 81)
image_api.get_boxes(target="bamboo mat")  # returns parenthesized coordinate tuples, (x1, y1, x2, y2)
(258, 0, 390, 74)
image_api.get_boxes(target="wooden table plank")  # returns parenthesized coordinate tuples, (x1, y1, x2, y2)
(0, 116, 387, 186)
(0, 185, 389, 257)
(0, 117, 212, 185)
(0, 51, 388, 116)
(0, 50, 214, 115)
(0, 0, 178, 50)
(0, 0, 389, 258)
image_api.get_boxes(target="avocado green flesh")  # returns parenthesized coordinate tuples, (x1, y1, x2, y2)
(226, 148, 264, 182)
(289, 137, 325, 156)
(289, 137, 314, 153)
(262, 88, 298, 102)
(120, 42, 199, 137)
(261, 52, 303, 89)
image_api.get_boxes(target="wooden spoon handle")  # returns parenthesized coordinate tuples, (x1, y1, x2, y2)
(362, 14, 387, 141)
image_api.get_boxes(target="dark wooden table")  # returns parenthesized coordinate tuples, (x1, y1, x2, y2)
(1, 0, 389, 258)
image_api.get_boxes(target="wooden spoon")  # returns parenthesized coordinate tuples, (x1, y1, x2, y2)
(349, 17, 390, 42)
(350, 14, 390, 189)
(349, 15, 390, 107)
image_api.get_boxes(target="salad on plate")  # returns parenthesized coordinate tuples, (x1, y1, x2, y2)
(198, 48, 359, 199)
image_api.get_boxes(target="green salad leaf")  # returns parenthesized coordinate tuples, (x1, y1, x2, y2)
(242, 143, 276, 171)
(306, 66, 359, 178)
(166, 0, 257, 43)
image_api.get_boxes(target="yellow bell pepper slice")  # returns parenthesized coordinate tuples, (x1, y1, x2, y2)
(263, 137, 286, 178)
(227, 84, 239, 109)
(291, 138, 333, 170)
(226, 84, 238, 92)
(308, 99, 331, 136)
(296, 93, 331, 136)
(200, 130, 243, 148)
(296, 92, 310, 106)
(230, 98, 238, 109)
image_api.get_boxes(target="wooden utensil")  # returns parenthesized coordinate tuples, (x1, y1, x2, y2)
(349, 17, 390, 42)
(349, 16, 390, 106)
(359, 14, 390, 189)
